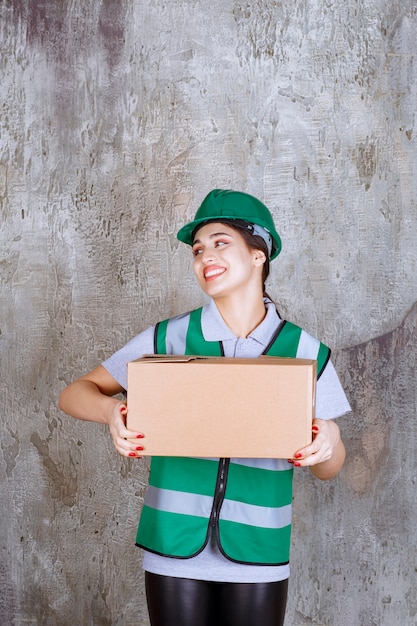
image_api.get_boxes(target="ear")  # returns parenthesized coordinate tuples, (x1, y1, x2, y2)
(252, 249, 267, 267)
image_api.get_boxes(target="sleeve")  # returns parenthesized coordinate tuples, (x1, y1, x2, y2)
(315, 360, 351, 420)
(101, 325, 155, 391)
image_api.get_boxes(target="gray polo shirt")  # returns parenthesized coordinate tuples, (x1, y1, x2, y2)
(103, 298, 351, 582)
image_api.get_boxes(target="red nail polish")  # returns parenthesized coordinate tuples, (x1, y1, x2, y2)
(294, 461, 301, 467)
(295, 453, 302, 459)
(136, 434, 144, 439)
(288, 459, 294, 464)
(136, 446, 144, 451)
(312, 426, 319, 433)
(128, 452, 136, 457)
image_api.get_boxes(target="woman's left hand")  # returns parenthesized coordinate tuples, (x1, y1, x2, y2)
(288, 418, 346, 480)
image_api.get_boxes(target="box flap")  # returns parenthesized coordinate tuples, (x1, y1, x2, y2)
(132, 354, 213, 363)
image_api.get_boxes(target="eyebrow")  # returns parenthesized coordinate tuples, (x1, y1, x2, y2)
(192, 232, 234, 245)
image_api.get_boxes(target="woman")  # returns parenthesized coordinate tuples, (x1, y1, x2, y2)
(59, 189, 350, 626)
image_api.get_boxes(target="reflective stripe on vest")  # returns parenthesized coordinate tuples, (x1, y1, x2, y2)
(137, 307, 330, 565)
(144, 484, 292, 529)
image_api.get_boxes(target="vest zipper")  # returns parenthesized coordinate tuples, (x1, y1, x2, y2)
(209, 458, 230, 530)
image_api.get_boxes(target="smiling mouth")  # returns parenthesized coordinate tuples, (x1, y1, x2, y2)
(204, 267, 226, 280)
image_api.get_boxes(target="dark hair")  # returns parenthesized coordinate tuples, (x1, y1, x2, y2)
(193, 218, 271, 296)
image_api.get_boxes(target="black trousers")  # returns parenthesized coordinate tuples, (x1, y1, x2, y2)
(145, 571, 288, 626)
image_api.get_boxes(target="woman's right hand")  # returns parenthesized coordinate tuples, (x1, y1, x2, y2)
(107, 402, 144, 458)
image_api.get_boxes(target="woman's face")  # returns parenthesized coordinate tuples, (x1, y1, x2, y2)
(192, 222, 265, 299)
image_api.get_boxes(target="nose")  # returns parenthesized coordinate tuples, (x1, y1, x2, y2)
(200, 247, 216, 264)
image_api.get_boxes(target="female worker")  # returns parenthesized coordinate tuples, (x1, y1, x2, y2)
(59, 189, 350, 626)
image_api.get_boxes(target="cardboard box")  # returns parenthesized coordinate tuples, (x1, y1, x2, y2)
(127, 355, 316, 458)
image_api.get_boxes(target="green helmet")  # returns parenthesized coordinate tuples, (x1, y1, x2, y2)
(176, 189, 282, 260)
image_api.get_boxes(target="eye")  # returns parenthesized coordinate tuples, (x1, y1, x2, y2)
(192, 246, 203, 256)
(215, 239, 228, 248)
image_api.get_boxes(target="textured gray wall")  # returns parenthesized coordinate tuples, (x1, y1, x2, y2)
(1, 1, 416, 624)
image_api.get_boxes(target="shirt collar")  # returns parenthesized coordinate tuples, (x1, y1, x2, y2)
(201, 298, 282, 346)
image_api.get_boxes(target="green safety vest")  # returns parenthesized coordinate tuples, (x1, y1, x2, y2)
(136, 307, 330, 565)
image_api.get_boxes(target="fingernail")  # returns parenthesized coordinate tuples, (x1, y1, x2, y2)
(295, 453, 302, 459)
(288, 459, 294, 464)
(136, 446, 144, 451)
(312, 426, 319, 433)
(294, 462, 301, 467)
(136, 434, 144, 439)
(120, 406, 127, 414)
(128, 452, 136, 457)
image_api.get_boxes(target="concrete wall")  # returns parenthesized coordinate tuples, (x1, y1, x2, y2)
(1, 1, 416, 624)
